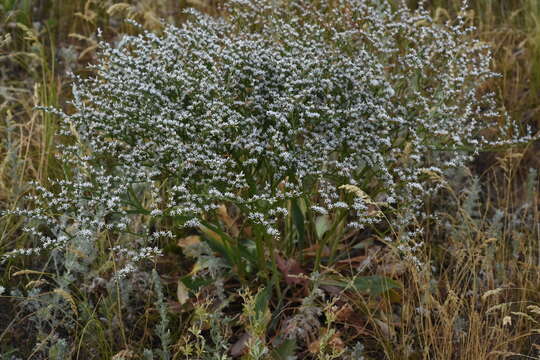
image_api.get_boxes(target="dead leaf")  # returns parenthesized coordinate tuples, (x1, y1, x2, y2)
(333, 304, 370, 334)
(199, 225, 222, 242)
(275, 252, 308, 286)
(112, 349, 135, 360)
(308, 337, 321, 354)
(177, 280, 190, 305)
(308, 330, 345, 355)
(303, 244, 331, 257)
(217, 204, 239, 237)
(377, 262, 406, 276)
(320, 284, 342, 297)
(243, 226, 253, 237)
(230, 332, 250, 357)
(337, 255, 367, 264)
(373, 319, 396, 339)
(168, 300, 187, 314)
(328, 331, 345, 352)
(335, 303, 354, 322)
(177, 235, 201, 248)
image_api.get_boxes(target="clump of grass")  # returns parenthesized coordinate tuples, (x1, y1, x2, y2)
(396, 164, 540, 359)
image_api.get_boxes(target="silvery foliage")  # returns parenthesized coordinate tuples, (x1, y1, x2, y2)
(4, 0, 532, 271)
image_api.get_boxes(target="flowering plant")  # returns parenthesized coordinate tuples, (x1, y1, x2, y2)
(6, 0, 531, 276)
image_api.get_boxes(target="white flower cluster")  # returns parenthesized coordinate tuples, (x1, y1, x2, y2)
(5, 0, 527, 266)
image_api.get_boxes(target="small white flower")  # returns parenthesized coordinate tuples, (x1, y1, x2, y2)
(311, 206, 328, 215)
(150, 209, 163, 216)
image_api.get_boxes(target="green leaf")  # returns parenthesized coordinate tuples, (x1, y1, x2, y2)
(321, 275, 401, 296)
(254, 287, 271, 320)
(202, 231, 233, 265)
(180, 275, 213, 293)
(199, 221, 240, 268)
(126, 185, 150, 215)
(237, 240, 257, 267)
(291, 199, 305, 247)
(352, 276, 401, 295)
(315, 215, 331, 240)
(271, 338, 297, 360)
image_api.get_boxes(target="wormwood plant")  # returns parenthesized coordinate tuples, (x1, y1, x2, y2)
(2, 0, 536, 355)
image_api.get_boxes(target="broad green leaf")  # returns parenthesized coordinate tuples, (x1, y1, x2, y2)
(202, 230, 233, 265)
(352, 275, 401, 295)
(315, 215, 331, 240)
(292, 199, 305, 247)
(254, 287, 271, 320)
(321, 275, 401, 296)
